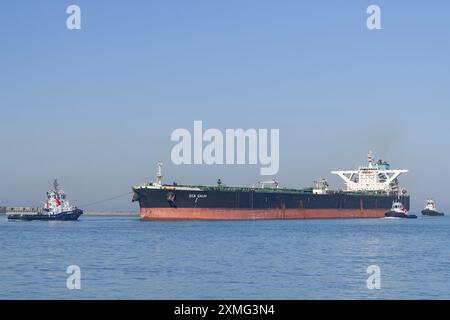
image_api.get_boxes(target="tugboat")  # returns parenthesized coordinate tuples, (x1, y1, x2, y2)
(421, 199, 444, 216)
(385, 201, 417, 219)
(7, 180, 83, 221)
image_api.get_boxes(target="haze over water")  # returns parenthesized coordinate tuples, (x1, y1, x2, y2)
(1, 216, 449, 300)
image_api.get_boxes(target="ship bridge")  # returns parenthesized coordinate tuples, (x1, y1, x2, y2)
(332, 151, 408, 194)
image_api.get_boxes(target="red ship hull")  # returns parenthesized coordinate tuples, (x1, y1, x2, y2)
(141, 208, 387, 221)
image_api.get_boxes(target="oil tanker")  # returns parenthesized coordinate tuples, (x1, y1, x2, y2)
(132, 152, 410, 220)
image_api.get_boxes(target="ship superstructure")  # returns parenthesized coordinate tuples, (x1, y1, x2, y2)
(43, 180, 79, 214)
(424, 199, 437, 211)
(332, 151, 407, 194)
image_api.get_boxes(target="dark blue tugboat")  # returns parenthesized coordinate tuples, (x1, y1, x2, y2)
(421, 199, 444, 216)
(385, 201, 417, 219)
(7, 180, 83, 221)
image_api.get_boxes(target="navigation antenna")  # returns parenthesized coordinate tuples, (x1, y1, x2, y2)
(156, 161, 163, 186)
(368, 150, 374, 168)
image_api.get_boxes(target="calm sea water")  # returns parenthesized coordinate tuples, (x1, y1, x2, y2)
(0, 215, 449, 300)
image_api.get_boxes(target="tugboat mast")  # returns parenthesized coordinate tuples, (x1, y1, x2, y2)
(53, 179, 59, 192)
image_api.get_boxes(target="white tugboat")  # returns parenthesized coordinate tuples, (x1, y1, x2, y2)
(385, 200, 417, 219)
(421, 199, 444, 216)
(7, 180, 83, 221)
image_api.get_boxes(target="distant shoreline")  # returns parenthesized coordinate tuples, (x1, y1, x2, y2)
(84, 211, 139, 216)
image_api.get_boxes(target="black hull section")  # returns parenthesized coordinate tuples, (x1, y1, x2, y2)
(385, 211, 417, 219)
(134, 188, 410, 211)
(421, 209, 444, 216)
(7, 209, 83, 221)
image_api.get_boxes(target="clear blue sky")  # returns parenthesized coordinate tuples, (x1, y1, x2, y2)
(1, 1, 449, 211)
